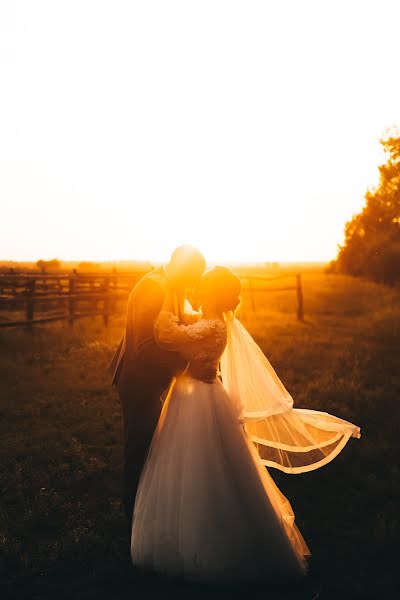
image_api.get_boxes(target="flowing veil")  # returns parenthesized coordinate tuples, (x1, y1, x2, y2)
(220, 313, 361, 474)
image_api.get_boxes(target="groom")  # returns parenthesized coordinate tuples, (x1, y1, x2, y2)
(108, 245, 207, 523)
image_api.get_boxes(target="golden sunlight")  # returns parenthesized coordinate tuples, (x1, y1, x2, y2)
(0, 1, 398, 264)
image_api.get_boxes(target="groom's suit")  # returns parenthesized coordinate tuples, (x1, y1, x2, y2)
(107, 266, 187, 522)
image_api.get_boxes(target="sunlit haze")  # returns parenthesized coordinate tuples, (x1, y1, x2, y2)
(1, 1, 399, 264)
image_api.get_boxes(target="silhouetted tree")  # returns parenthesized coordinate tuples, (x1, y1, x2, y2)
(36, 259, 61, 273)
(335, 129, 400, 285)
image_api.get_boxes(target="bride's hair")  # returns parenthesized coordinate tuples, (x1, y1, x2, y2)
(200, 266, 241, 313)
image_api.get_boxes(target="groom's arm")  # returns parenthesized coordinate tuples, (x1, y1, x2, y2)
(132, 280, 186, 375)
(133, 280, 165, 354)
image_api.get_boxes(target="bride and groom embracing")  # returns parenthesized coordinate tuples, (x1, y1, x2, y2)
(108, 245, 360, 584)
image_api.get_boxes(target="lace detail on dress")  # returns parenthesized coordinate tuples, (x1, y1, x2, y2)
(153, 311, 227, 364)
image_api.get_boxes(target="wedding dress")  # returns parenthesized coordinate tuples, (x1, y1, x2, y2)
(130, 312, 360, 583)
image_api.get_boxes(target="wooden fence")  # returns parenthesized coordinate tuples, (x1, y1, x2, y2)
(0, 271, 144, 329)
(0, 270, 304, 330)
(241, 272, 304, 321)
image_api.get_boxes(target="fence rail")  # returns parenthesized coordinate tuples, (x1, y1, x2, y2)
(0, 270, 304, 329)
(0, 271, 144, 330)
(241, 273, 304, 321)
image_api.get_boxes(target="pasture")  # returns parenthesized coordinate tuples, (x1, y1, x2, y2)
(0, 267, 399, 599)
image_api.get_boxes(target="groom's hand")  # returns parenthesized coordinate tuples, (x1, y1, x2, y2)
(180, 311, 201, 325)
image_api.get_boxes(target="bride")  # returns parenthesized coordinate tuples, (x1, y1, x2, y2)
(130, 266, 360, 584)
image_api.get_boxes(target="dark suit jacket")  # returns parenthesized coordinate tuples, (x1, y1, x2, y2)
(107, 267, 185, 393)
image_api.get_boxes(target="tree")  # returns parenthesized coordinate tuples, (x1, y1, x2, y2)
(36, 259, 61, 273)
(335, 128, 400, 285)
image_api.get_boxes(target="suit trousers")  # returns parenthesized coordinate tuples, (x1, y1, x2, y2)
(116, 371, 166, 525)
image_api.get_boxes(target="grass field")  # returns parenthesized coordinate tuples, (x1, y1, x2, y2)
(1, 268, 399, 599)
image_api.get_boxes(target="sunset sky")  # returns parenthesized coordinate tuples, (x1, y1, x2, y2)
(1, 0, 399, 264)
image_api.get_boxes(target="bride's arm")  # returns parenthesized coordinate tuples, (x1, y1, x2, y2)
(155, 293, 220, 384)
(154, 303, 209, 353)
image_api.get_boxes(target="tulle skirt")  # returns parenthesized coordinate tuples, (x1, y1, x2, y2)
(131, 374, 310, 584)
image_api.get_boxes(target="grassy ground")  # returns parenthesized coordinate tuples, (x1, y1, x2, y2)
(0, 269, 399, 599)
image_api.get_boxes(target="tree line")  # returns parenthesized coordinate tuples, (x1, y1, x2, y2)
(330, 128, 400, 285)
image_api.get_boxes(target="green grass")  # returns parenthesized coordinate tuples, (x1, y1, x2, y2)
(0, 269, 399, 599)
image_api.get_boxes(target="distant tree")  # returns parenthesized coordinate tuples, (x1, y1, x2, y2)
(334, 128, 400, 285)
(36, 259, 61, 273)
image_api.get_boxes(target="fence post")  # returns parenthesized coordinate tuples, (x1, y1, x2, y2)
(111, 272, 117, 312)
(68, 271, 77, 326)
(296, 273, 304, 321)
(112, 268, 118, 290)
(103, 276, 110, 327)
(26, 278, 35, 330)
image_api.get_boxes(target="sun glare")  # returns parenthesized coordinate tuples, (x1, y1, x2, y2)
(0, 1, 399, 264)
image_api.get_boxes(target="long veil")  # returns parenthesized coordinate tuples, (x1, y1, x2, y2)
(220, 314, 361, 474)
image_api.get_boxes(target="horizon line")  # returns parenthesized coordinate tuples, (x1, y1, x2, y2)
(0, 258, 331, 266)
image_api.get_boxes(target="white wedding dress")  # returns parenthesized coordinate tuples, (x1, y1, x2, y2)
(130, 312, 360, 584)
